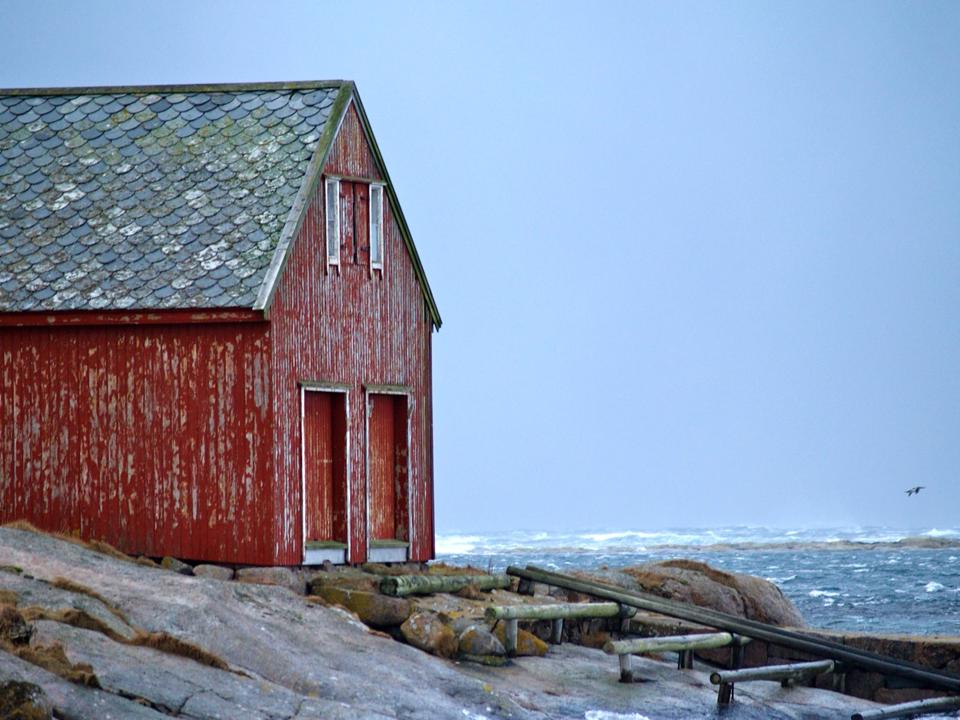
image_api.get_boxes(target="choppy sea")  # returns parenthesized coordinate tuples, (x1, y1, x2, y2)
(435, 526, 960, 636)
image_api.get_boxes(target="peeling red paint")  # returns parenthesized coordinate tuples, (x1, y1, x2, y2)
(0, 322, 274, 563)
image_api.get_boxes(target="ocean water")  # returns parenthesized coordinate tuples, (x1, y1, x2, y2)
(435, 526, 960, 636)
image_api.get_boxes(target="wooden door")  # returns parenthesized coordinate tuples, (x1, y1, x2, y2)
(368, 394, 408, 541)
(303, 390, 347, 543)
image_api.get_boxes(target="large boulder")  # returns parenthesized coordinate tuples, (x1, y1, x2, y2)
(582, 559, 804, 627)
(160, 556, 193, 575)
(192, 565, 234, 581)
(457, 624, 505, 657)
(313, 586, 412, 628)
(399, 611, 457, 658)
(235, 567, 306, 595)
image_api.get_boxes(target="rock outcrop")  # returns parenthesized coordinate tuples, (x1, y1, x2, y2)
(0, 527, 892, 718)
(314, 586, 412, 628)
(580, 558, 805, 627)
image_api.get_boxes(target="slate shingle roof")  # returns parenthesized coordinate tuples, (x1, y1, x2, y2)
(0, 82, 341, 312)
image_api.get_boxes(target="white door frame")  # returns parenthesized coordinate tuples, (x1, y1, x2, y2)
(300, 382, 351, 565)
(364, 384, 412, 563)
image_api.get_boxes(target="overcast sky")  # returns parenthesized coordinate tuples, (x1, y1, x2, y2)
(3, 1, 958, 533)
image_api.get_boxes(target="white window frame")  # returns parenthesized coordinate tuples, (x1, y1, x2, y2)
(369, 183, 384, 272)
(325, 177, 340, 268)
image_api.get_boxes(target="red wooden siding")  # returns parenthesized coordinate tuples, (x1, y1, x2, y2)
(0, 322, 276, 564)
(269, 101, 435, 563)
(302, 390, 348, 543)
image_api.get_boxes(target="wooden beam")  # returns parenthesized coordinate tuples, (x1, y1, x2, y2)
(486, 601, 634, 622)
(851, 696, 960, 720)
(380, 573, 510, 597)
(711, 659, 835, 706)
(0, 308, 265, 328)
(605, 631, 747, 656)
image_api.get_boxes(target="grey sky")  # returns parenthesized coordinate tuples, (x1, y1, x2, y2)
(2, 1, 958, 533)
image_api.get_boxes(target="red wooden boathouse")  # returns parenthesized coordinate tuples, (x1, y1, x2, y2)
(0, 81, 441, 566)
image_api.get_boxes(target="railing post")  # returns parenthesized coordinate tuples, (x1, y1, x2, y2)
(730, 636, 744, 669)
(717, 681, 734, 706)
(505, 618, 518, 657)
(678, 649, 694, 670)
(550, 618, 563, 644)
(618, 653, 633, 683)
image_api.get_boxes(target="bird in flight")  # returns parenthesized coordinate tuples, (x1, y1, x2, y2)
(905, 486, 926, 497)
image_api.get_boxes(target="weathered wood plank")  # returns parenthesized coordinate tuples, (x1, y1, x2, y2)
(380, 574, 510, 597)
(605, 631, 747, 656)
(486, 601, 633, 621)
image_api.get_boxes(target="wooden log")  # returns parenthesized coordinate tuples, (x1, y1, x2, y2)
(851, 696, 960, 720)
(710, 659, 835, 688)
(711, 659, 832, 707)
(619, 652, 633, 683)
(380, 573, 511, 597)
(485, 601, 634, 621)
(604, 631, 747, 656)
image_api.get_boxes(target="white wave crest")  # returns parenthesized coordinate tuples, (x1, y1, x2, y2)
(435, 534, 484, 554)
(924, 528, 960, 538)
(924, 581, 945, 593)
(581, 530, 658, 543)
(809, 590, 840, 598)
(585, 712, 652, 720)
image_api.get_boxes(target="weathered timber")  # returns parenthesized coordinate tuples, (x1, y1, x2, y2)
(605, 631, 748, 656)
(380, 573, 511, 597)
(550, 618, 563, 645)
(851, 695, 960, 720)
(507, 565, 960, 693)
(711, 659, 835, 707)
(485, 601, 633, 621)
(505, 619, 519, 657)
(710, 659, 835, 687)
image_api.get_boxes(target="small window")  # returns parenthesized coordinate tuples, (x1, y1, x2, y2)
(369, 184, 383, 270)
(325, 177, 340, 266)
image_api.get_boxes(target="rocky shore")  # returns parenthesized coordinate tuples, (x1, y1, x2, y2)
(1, 525, 956, 719)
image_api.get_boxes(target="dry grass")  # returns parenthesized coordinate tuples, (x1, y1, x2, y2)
(0, 590, 17, 606)
(49, 577, 130, 624)
(130, 631, 230, 671)
(19, 606, 128, 643)
(658, 559, 737, 587)
(427, 562, 489, 576)
(11, 641, 100, 688)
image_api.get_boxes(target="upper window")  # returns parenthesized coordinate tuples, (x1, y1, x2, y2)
(325, 177, 340, 266)
(369, 183, 384, 270)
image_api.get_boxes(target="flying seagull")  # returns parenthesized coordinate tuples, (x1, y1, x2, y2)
(905, 486, 926, 497)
